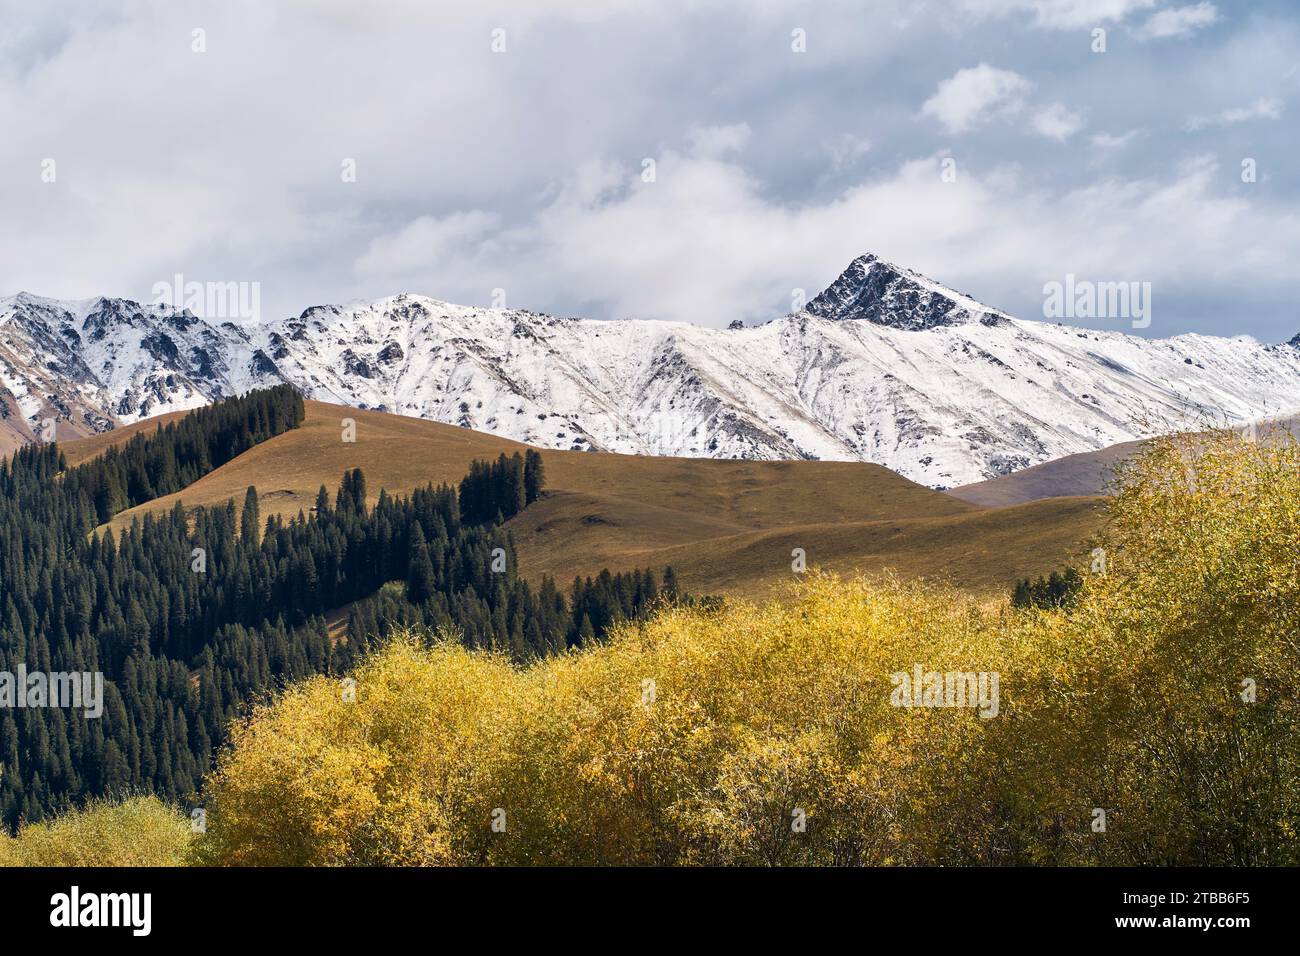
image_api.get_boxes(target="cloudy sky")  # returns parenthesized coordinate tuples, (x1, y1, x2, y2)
(1, 0, 1297, 340)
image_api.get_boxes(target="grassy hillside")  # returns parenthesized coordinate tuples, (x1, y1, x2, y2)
(60, 400, 1103, 597)
(949, 413, 1300, 506)
(515, 490, 1102, 596)
(948, 439, 1146, 506)
(59, 408, 194, 467)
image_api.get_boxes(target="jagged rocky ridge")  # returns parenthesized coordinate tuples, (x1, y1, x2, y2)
(3, 254, 1299, 487)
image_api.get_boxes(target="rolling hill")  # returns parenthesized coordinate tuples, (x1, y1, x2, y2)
(948, 412, 1300, 506)
(60, 408, 195, 467)
(63, 400, 1105, 598)
(948, 439, 1146, 507)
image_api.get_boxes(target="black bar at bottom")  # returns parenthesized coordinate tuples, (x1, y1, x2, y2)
(0, 866, 1276, 942)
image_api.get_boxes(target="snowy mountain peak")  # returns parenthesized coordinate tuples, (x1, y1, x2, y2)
(0, 293, 281, 449)
(3, 258, 1300, 487)
(804, 253, 1009, 330)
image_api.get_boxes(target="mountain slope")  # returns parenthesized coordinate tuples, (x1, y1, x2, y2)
(0, 292, 280, 453)
(70, 401, 1102, 598)
(9, 255, 1300, 486)
(948, 439, 1147, 506)
(949, 412, 1300, 506)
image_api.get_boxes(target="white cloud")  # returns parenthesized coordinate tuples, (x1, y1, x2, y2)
(1186, 96, 1284, 130)
(825, 133, 874, 171)
(685, 123, 752, 159)
(1090, 129, 1142, 149)
(355, 211, 500, 279)
(1031, 103, 1086, 140)
(921, 64, 1033, 134)
(959, 0, 1157, 30)
(355, 147, 1300, 336)
(1140, 2, 1219, 39)
(2, 0, 1298, 338)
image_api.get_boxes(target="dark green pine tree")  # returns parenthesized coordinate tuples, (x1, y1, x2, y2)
(506, 453, 527, 517)
(241, 486, 261, 550)
(662, 565, 679, 602)
(406, 524, 436, 605)
(351, 468, 368, 514)
(523, 449, 545, 504)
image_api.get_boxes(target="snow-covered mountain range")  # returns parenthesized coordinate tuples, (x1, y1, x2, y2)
(3, 254, 1299, 487)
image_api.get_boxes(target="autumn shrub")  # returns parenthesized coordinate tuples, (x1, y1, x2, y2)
(1049, 430, 1300, 864)
(0, 796, 192, 867)
(190, 637, 521, 866)
(197, 430, 1299, 866)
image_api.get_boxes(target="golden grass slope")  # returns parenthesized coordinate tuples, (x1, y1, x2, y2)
(514, 491, 1102, 596)
(62, 400, 1103, 597)
(59, 408, 193, 467)
(947, 439, 1146, 506)
(948, 413, 1300, 507)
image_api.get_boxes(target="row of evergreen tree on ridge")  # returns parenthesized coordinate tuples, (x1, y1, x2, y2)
(0, 387, 683, 829)
(1010, 567, 1084, 610)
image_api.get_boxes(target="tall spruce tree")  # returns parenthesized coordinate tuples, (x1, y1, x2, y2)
(241, 486, 261, 550)
(524, 449, 545, 504)
(406, 524, 436, 605)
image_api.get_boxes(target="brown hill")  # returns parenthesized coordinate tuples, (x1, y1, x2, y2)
(948, 413, 1300, 507)
(60, 409, 194, 467)
(62, 401, 1105, 598)
(514, 490, 1103, 596)
(947, 440, 1145, 507)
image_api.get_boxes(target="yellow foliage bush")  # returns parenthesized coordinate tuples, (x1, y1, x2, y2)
(195, 430, 1298, 865)
(0, 796, 192, 867)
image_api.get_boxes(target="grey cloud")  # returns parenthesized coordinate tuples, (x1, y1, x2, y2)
(1, 0, 1298, 341)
